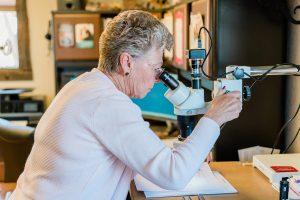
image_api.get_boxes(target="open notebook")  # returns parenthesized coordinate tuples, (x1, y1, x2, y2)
(134, 163, 237, 198)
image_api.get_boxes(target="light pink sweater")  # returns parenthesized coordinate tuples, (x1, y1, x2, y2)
(10, 68, 220, 200)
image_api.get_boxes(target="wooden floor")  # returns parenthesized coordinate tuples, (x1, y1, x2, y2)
(0, 162, 16, 200)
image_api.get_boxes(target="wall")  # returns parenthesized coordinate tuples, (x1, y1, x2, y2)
(0, 0, 57, 106)
(286, 0, 300, 153)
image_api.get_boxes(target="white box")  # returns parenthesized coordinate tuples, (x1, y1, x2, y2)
(253, 154, 300, 184)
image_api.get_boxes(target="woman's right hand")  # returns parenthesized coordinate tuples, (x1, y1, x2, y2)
(204, 89, 242, 126)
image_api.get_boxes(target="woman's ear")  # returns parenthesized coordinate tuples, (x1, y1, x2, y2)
(119, 52, 133, 76)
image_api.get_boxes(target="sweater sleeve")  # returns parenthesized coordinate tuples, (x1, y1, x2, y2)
(92, 98, 220, 190)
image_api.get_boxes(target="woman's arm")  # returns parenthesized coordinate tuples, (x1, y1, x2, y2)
(92, 100, 219, 190)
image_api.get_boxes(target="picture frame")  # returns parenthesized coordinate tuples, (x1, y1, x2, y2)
(53, 13, 101, 61)
(173, 4, 188, 70)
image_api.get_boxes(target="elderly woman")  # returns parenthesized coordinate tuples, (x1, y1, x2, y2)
(10, 10, 241, 200)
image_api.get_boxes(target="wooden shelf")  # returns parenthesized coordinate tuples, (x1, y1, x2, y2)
(55, 60, 98, 68)
(52, 10, 120, 15)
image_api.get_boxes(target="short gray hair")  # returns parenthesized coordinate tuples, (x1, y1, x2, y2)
(98, 10, 173, 73)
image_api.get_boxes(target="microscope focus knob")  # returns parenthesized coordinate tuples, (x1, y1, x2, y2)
(243, 86, 251, 101)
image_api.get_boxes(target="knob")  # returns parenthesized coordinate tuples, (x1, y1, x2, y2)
(243, 86, 251, 101)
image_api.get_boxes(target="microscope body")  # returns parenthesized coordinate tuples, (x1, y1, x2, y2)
(164, 82, 206, 140)
(170, 78, 243, 140)
(159, 48, 212, 140)
(159, 47, 246, 140)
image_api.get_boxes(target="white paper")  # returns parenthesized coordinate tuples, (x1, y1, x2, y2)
(174, 11, 183, 65)
(273, 182, 300, 199)
(189, 13, 204, 49)
(161, 12, 173, 60)
(238, 145, 280, 163)
(134, 163, 237, 198)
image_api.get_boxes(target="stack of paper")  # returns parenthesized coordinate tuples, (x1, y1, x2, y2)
(134, 163, 237, 198)
(288, 175, 300, 199)
(272, 176, 300, 199)
(238, 146, 280, 163)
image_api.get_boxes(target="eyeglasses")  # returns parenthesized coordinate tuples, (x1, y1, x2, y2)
(147, 63, 164, 80)
(133, 55, 163, 80)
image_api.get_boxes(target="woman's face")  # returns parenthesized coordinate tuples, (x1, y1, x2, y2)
(129, 47, 163, 98)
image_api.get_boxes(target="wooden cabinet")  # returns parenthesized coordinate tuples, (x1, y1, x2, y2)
(52, 11, 118, 92)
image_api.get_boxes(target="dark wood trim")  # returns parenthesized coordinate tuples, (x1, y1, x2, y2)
(0, 161, 4, 181)
(56, 60, 98, 68)
(52, 10, 120, 15)
(0, 0, 32, 80)
(0, 6, 16, 11)
(211, 0, 217, 80)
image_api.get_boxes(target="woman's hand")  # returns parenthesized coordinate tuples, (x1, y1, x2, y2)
(204, 89, 242, 126)
(204, 151, 213, 163)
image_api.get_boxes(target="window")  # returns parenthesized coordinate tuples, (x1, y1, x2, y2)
(0, 11, 19, 69)
(0, 0, 32, 80)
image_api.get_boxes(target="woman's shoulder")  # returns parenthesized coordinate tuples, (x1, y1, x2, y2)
(97, 95, 141, 115)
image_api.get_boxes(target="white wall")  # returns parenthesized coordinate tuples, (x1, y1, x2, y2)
(0, 0, 57, 106)
(286, 0, 300, 153)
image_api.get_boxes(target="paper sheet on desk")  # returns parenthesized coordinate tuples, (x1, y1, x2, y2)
(134, 163, 237, 198)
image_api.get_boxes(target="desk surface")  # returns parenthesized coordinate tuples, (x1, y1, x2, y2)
(130, 161, 278, 200)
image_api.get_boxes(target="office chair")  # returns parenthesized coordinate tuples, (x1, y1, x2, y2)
(0, 118, 34, 182)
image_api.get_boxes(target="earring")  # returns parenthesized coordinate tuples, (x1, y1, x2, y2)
(125, 72, 129, 76)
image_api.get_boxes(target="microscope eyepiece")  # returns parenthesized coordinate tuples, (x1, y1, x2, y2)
(158, 70, 179, 90)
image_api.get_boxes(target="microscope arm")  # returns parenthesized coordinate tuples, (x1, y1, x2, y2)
(250, 64, 300, 76)
(227, 64, 300, 79)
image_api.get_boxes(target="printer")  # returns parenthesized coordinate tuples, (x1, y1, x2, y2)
(0, 88, 44, 126)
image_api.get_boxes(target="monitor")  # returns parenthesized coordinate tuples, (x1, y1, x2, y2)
(131, 82, 177, 123)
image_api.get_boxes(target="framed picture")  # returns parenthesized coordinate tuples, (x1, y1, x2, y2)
(173, 4, 188, 70)
(58, 23, 75, 48)
(53, 13, 101, 61)
(75, 23, 94, 48)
